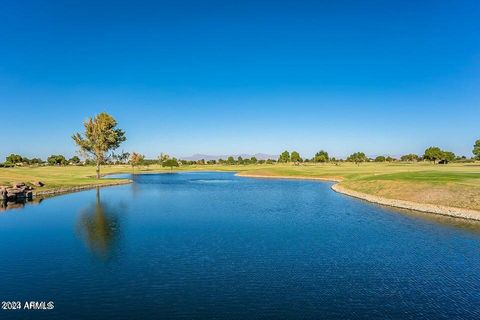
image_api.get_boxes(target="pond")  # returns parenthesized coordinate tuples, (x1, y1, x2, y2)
(1, 172, 480, 319)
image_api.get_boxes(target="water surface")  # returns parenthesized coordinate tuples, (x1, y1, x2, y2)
(1, 172, 480, 319)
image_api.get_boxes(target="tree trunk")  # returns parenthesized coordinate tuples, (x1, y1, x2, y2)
(96, 162, 101, 179)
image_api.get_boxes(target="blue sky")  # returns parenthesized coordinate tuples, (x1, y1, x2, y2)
(1, 0, 479, 160)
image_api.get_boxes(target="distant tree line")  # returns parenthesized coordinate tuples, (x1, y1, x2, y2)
(1, 111, 479, 169)
(177, 156, 278, 166)
(2, 142, 477, 169)
(0, 153, 82, 167)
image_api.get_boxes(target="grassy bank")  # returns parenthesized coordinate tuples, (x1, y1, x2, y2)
(1, 162, 479, 211)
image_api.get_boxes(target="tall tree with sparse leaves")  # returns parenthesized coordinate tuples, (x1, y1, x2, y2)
(72, 113, 126, 179)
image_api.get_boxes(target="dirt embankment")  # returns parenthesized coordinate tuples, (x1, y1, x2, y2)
(34, 180, 132, 197)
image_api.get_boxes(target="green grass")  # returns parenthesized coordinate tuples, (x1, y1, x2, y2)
(358, 171, 480, 183)
(1, 162, 479, 210)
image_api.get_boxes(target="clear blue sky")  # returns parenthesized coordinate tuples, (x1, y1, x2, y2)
(1, 0, 479, 160)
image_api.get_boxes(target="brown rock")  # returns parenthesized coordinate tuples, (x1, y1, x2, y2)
(6, 188, 28, 200)
(6, 193, 17, 200)
(12, 182, 26, 188)
(6, 188, 21, 194)
(33, 181, 45, 187)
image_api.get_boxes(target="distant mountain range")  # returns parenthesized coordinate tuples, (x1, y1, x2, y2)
(180, 153, 279, 161)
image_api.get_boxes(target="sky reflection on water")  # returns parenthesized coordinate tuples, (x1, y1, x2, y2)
(1, 172, 479, 319)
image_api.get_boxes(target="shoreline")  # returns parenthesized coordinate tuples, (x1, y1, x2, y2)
(236, 172, 480, 221)
(22, 170, 480, 221)
(34, 180, 132, 198)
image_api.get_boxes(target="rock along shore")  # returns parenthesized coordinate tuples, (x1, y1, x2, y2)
(235, 172, 480, 221)
(0, 183, 34, 201)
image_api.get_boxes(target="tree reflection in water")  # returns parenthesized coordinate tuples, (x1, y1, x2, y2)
(77, 188, 121, 260)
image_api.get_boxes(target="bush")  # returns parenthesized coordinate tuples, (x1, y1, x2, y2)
(162, 158, 179, 169)
(0, 162, 15, 168)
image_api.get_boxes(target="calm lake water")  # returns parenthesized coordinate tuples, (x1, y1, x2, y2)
(1, 172, 480, 319)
